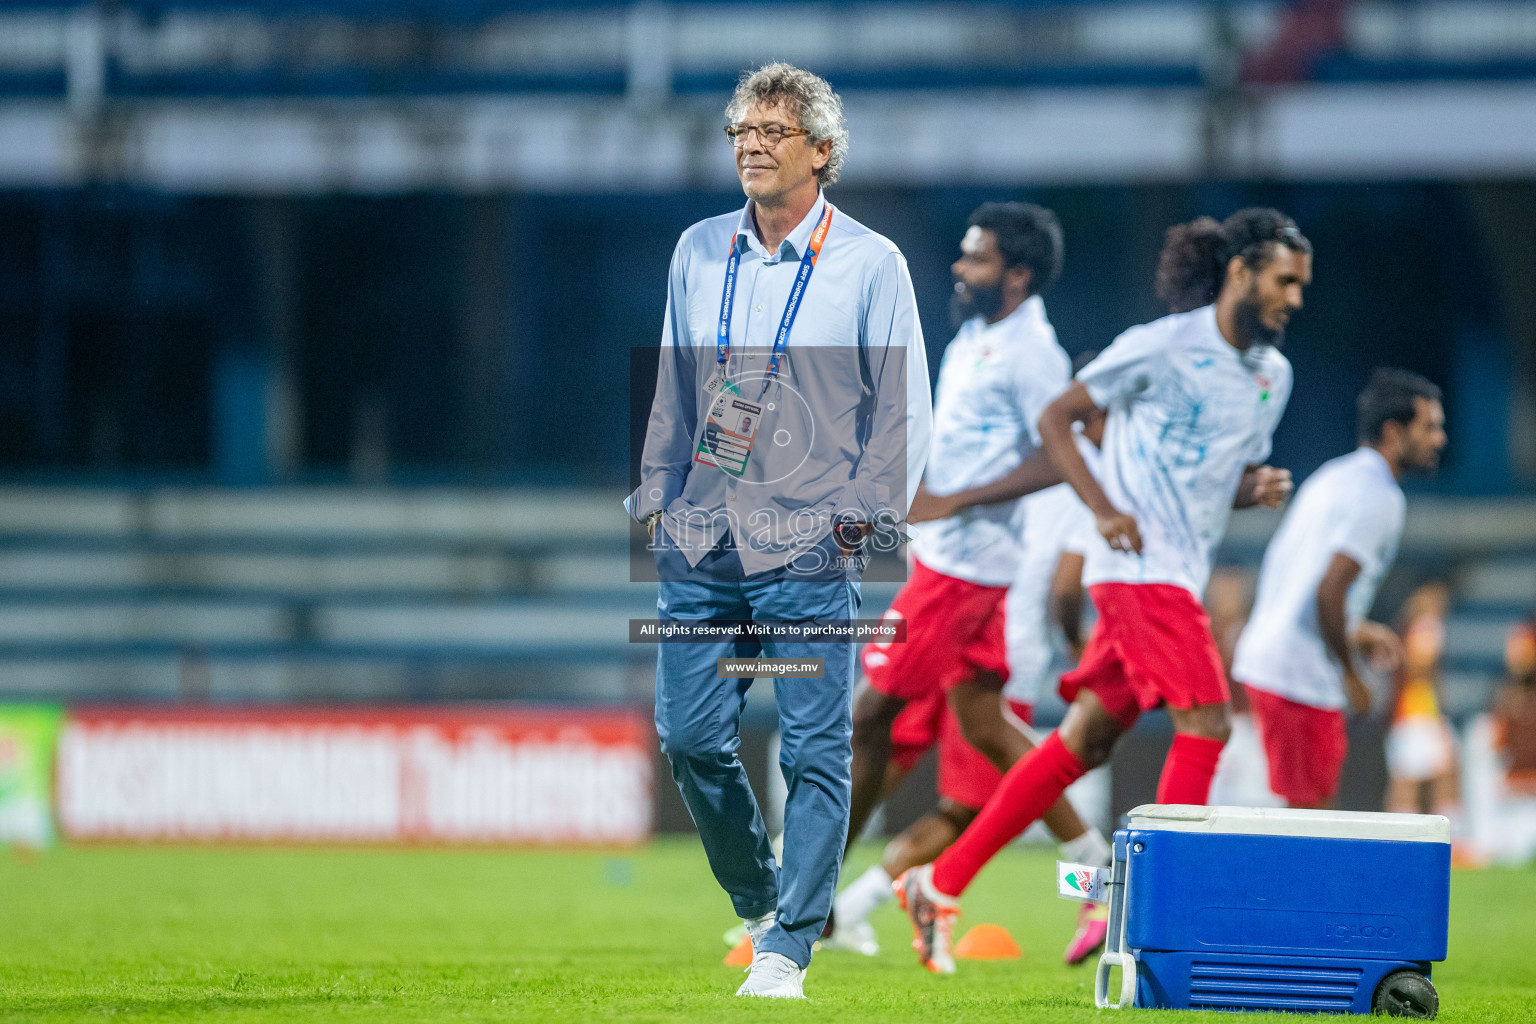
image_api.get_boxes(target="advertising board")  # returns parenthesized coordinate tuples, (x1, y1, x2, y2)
(57, 706, 652, 845)
(0, 704, 63, 848)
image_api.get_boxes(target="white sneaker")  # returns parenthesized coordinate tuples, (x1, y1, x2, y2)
(820, 918, 880, 956)
(735, 951, 807, 998)
(743, 910, 775, 949)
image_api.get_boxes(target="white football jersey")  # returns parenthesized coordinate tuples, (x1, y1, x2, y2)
(1233, 447, 1406, 710)
(1076, 305, 1292, 598)
(908, 296, 1071, 586)
(1002, 437, 1100, 706)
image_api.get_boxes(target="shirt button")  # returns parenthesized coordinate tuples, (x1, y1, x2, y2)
(755, 305, 763, 312)
(728, 493, 737, 502)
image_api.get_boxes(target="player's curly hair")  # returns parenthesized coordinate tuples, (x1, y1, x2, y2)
(1154, 208, 1312, 313)
(967, 201, 1064, 296)
(726, 63, 849, 186)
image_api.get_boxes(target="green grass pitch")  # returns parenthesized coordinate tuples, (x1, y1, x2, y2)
(0, 838, 1531, 1022)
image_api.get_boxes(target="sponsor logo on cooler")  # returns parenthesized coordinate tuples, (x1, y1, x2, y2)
(1323, 918, 1409, 946)
(57, 707, 652, 845)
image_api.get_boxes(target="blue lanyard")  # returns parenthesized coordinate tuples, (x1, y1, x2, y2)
(715, 204, 834, 392)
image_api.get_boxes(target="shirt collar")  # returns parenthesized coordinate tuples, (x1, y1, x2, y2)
(1357, 444, 1397, 483)
(735, 192, 827, 262)
(1195, 305, 1225, 349)
(1194, 304, 1266, 366)
(988, 294, 1045, 331)
(967, 294, 1046, 336)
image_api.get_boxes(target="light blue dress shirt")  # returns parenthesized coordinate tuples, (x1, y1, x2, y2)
(626, 193, 933, 576)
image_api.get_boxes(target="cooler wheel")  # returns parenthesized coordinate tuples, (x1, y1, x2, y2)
(1372, 970, 1438, 1019)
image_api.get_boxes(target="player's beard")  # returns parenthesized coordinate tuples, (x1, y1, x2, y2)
(1403, 442, 1441, 477)
(950, 279, 1004, 327)
(1233, 291, 1285, 349)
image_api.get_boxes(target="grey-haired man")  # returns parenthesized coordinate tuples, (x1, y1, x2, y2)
(627, 63, 931, 997)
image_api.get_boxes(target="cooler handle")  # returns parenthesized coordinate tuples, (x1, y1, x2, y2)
(1095, 950, 1138, 1010)
(1095, 839, 1135, 1009)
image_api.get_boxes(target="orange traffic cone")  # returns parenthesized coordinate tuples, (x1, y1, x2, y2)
(953, 923, 1023, 960)
(723, 936, 754, 966)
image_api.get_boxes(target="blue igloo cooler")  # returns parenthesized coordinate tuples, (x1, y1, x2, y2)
(1096, 805, 1449, 1017)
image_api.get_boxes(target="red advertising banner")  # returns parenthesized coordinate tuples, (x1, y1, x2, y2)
(57, 705, 652, 845)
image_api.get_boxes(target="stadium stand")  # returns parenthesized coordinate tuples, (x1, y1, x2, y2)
(0, 487, 1525, 717)
(1, 2, 1533, 96)
(3, 1, 1536, 189)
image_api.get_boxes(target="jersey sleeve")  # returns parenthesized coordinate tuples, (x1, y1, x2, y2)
(1014, 340, 1071, 448)
(1330, 486, 1405, 573)
(1076, 322, 1168, 410)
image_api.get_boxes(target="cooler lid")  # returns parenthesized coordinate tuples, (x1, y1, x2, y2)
(1126, 804, 1450, 844)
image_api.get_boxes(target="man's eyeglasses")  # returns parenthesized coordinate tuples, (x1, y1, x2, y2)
(724, 122, 810, 148)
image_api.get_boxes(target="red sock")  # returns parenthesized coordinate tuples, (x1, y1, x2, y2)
(1156, 733, 1226, 804)
(931, 732, 1085, 897)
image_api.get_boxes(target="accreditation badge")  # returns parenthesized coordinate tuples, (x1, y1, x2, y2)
(694, 379, 763, 477)
(703, 370, 730, 397)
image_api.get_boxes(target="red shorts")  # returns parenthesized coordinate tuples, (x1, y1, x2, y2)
(889, 688, 945, 772)
(1059, 582, 1229, 728)
(887, 688, 1033, 810)
(861, 558, 1009, 702)
(1244, 683, 1348, 806)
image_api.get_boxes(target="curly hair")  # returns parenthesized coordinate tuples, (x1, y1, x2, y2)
(726, 63, 849, 186)
(967, 201, 1064, 296)
(1154, 208, 1312, 314)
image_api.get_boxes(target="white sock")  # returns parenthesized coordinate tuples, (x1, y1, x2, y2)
(834, 864, 895, 927)
(1059, 826, 1112, 868)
